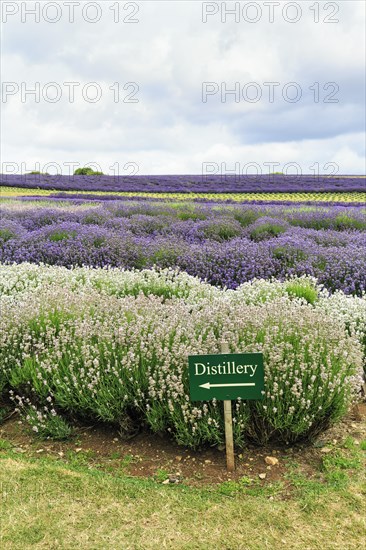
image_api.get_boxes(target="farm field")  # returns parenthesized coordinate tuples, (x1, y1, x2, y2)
(1, 178, 366, 549)
(2, 0, 365, 546)
(2, 173, 366, 193)
(1, 185, 366, 204)
(1, 197, 365, 293)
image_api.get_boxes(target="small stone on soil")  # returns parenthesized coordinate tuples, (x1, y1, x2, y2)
(258, 473, 266, 479)
(320, 447, 332, 454)
(265, 456, 279, 466)
(167, 474, 181, 484)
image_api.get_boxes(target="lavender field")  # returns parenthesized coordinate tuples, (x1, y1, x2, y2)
(1, 188, 365, 448)
(2, 173, 366, 193)
(1, 198, 365, 295)
(2, 4, 366, 546)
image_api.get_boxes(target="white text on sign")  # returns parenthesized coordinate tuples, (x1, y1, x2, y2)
(194, 361, 258, 377)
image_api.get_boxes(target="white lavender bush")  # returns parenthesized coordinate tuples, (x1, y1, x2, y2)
(0, 264, 363, 447)
(0, 262, 219, 302)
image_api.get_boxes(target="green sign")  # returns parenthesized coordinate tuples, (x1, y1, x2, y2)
(188, 353, 264, 401)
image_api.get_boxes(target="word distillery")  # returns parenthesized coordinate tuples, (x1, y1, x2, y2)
(193, 361, 258, 377)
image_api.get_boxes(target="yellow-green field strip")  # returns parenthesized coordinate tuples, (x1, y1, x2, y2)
(1, 187, 365, 203)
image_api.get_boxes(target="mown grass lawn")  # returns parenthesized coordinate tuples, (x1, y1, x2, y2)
(1, 438, 365, 550)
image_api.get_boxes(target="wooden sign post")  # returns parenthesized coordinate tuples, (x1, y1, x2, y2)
(221, 341, 235, 472)
(188, 343, 264, 473)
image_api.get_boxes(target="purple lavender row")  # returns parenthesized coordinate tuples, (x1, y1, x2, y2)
(1, 174, 366, 193)
(1, 201, 365, 295)
(3, 200, 366, 230)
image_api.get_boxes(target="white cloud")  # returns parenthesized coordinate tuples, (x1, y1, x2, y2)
(1, 0, 365, 174)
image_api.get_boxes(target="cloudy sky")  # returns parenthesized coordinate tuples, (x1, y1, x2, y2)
(1, 0, 365, 175)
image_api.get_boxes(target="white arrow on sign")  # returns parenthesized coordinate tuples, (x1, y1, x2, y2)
(199, 382, 255, 390)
